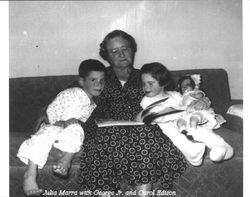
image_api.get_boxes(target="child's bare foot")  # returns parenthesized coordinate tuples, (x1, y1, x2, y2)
(52, 161, 70, 178)
(23, 171, 43, 196)
(52, 152, 74, 179)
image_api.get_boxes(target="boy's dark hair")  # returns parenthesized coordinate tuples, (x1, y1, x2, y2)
(99, 30, 137, 61)
(78, 59, 106, 78)
(140, 62, 175, 91)
(177, 75, 196, 94)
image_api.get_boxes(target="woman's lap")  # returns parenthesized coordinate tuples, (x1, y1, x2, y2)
(78, 124, 188, 191)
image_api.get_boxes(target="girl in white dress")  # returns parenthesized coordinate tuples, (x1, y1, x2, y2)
(139, 62, 233, 167)
(17, 59, 106, 196)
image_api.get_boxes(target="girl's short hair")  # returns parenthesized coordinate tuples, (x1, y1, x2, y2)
(177, 75, 195, 94)
(78, 59, 106, 78)
(99, 30, 137, 61)
(140, 62, 175, 91)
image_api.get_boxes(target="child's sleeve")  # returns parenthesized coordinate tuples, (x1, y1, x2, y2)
(46, 89, 74, 124)
(140, 97, 147, 110)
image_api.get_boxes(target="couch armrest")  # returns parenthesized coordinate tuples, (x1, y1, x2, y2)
(223, 113, 243, 133)
(227, 103, 243, 119)
(222, 100, 243, 133)
(222, 99, 243, 116)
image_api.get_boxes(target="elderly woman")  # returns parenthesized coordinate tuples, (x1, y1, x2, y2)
(33, 30, 210, 196)
(77, 30, 210, 196)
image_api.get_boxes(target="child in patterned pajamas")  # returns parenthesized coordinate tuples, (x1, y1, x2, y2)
(17, 59, 106, 196)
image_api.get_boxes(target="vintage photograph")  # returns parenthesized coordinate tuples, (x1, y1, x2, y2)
(8, 1, 243, 197)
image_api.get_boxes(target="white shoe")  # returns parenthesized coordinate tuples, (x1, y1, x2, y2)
(210, 145, 234, 162)
(186, 142, 206, 166)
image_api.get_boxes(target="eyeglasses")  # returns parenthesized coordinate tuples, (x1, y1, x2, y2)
(108, 46, 131, 57)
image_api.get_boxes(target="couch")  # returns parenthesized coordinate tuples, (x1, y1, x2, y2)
(9, 68, 243, 197)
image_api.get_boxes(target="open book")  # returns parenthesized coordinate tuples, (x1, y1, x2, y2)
(95, 97, 185, 127)
(95, 108, 184, 127)
(95, 119, 145, 127)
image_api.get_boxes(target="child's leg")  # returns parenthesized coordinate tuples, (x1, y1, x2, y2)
(53, 124, 85, 176)
(189, 127, 234, 162)
(23, 160, 43, 196)
(158, 123, 206, 166)
(17, 124, 62, 168)
(52, 152, 75, 177)
(17, 125, 62, 194)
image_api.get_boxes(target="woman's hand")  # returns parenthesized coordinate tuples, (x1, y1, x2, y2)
(136, 111, 143, 122)
(54, 120, 66, 128)
(64, 118, 80, 127)
(54, 118, 80, 128)
(187, 97, 211, 112)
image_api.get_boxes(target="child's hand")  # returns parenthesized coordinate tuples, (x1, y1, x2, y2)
(64, 118, 80, 127)
(54, 118, 80, 128)
(54, 120, 66, 128)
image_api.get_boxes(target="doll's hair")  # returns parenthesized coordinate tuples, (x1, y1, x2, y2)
(177, 75, 196, 94)
(78, 59, 106, 78)
(140, 62, 175, 91)
(99, 30, 137, 61)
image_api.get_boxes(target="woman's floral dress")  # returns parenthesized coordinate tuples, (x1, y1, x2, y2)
(77, 67, 188, 192)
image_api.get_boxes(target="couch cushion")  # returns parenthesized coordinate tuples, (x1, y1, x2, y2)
(9, 75, 78, 133)
(174, 158, 243, 197)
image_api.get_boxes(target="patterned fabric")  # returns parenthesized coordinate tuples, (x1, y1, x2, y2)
(47, 87, 96, 124)
(93, 67, 145, 120)
(78, 67, 188, 192)
(78, 124, 187, 191)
